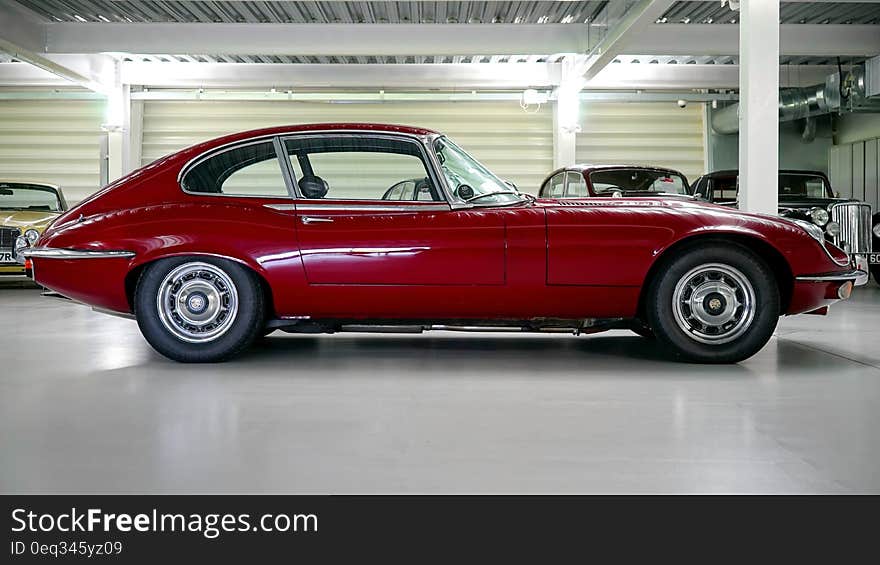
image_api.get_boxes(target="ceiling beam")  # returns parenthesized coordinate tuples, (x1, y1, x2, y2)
(118, 61, 836, 90)
(0, 60, 838, 92)
(628, 23, 880, 57)
(119, 61, 562, 89)
(580, 0, 677, 81)
(45, 23, 598, 57)
(39, 21, 880, 57)
(0, 0, 116, 92)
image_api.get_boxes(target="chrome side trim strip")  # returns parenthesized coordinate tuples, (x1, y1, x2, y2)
(23, 248, 136, 260)
(264, 203, 450, 212)
(796, 269, 867, 283)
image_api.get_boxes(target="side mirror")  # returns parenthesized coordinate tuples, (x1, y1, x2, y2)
(457, 184, 475, 200)
(835, 191, 841, 198)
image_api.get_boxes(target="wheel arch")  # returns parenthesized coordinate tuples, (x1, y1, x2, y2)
(124, 252, 276, 319)
(636, 233, 794, 321)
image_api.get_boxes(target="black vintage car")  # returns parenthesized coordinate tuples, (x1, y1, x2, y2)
(690, 170, 876, 284)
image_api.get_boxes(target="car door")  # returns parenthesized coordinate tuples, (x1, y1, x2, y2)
(282, 133, 506, 287)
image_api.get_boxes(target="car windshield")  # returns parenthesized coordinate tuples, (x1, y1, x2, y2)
(0, 184, 61, 211)
(433, 137, 524, 205)
(778, 173, 833, 199)
(589, 169, 689, 195)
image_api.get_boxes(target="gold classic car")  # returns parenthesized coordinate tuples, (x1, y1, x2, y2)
(1, 181, 68, 280)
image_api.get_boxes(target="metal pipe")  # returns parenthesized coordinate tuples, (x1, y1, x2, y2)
(711, 66, 862, 135)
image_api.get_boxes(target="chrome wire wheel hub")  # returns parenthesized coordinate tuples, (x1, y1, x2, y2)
(157, 262, 239, 343)
(672, 263, 756, 345)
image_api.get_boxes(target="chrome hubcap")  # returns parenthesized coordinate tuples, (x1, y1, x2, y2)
(672, 263, 756, 345)
(157, 262, 239, 343)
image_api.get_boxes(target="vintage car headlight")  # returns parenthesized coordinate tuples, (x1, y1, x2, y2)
(874, 223, 880, 238)
(13, 235, 29, 264)
(791, 219, 826, 244)
(809, 207, 829, 226)
(825, 221, 841, 237)
(24, 229, 40, 244)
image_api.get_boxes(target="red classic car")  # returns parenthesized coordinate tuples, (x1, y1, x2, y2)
(21, 123, 865, 363)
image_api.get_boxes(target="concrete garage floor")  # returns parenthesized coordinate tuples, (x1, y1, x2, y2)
(1, 283, 879, 494)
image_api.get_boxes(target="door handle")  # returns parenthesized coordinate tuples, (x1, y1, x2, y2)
(301, 216, 334, 225)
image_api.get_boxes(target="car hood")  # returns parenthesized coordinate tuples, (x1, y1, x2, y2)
(536, 195, 797, 226)
(0, 209, 60, 230)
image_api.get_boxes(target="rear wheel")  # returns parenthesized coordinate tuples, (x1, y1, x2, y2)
(646, 244, 779, 363)
(134, 257, 264, 362)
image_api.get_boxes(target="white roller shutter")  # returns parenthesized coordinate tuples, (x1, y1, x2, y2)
(0, 100, 104, 203)
(576, 102, 706, 183)
(141, 100, 552, 194)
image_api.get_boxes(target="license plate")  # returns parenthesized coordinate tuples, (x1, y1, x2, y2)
(870, 253, 880, 265)
(0, 249, 14, 264)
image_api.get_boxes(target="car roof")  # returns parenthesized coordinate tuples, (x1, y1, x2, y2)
(170, 123, 442, 165)
(541, 164, 686, 183)
(699, 169, 828, 178)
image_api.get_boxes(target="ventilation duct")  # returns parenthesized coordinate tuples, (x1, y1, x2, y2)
(711, 59, 879, 135)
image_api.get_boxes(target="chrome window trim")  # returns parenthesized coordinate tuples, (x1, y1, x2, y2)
(177, 129, 436, 200)
(265, 203, 451, 212)
(278, 131, 449, 205)
(23, 248, 136, 260)
(178, 137, 294, 200)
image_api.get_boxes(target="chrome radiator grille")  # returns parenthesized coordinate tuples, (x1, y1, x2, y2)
(830, 202, 873, 254)
(0, 227, 21, 249)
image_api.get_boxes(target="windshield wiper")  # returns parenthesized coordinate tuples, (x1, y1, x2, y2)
(466, 191, 521, 203)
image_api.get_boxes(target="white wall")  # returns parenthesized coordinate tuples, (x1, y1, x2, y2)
(141, 100, 553, 194)
(0, 100, 104, 203)
(707, 106, 833, 174)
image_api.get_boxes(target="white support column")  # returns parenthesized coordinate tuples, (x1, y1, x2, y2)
(553, 56, 584, 169)
(128, 99, 144, 173)
(738, 0, 780, 215)
(103, 81, 130, 182)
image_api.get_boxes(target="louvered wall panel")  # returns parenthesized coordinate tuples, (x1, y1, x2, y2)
(141, 100, 553, 194)
(575, 102, 706, 183)
(0, 100, 104, 203)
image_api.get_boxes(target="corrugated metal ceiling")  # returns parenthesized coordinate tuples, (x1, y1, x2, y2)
(15, 1, 610, 24)
(661, 1, 880, 25)
(9, 1, 877, 66)
(16, 1, 880, 26)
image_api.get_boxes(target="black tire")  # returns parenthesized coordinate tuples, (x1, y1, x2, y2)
(134, 256, 264, 362)
(871, 265, 880, 286)
(645, 243, 779, 364)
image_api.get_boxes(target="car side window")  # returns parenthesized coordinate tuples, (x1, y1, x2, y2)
(711, 177, 738, 203)
(182, 141, 289, 197)
(565, 172, 587, 197)
(284, 135, 440, 201)
(549, 173, 565, 197)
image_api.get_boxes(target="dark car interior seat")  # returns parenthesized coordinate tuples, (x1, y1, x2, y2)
(299, 175, 329, 199)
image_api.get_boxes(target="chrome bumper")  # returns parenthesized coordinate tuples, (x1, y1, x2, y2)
(22, 247, 136, 260)
(852, 254, 870, 286)
(796, 269, 868, 286)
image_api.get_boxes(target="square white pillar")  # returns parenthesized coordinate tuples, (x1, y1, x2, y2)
(553, 56, 583, 169)
(738, 0, 780, 215)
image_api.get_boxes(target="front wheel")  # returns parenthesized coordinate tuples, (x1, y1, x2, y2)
(645, 244, 779, 363)
(134, 257, 264, 362)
